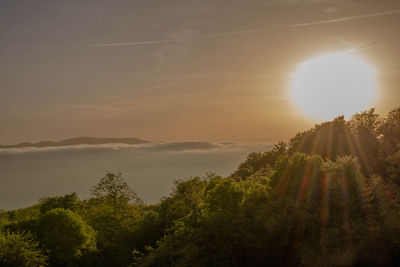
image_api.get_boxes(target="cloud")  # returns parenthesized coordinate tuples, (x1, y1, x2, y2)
(267, 0, 346, 3)
(138, 142, 219, 152)
(130, 82, 181, 95)
(1, 9, 399, 49)
(0, 28, 266, 48)
(85, 28, 267, 47)
(59, 82, 182, 110)
(0, 141, 269, 155)
(351, 43, 381, 53)
(108, 81, 182, 103)
(59, 104, 116, 110)
(289, 9, 400, 27)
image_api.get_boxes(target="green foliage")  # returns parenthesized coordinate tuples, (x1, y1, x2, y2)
(141, 177, 271, 266)
(380, 107, 400, 156)
(38, 208, 96, 264)
(91, 172, 142, 215)
(3, 218, 39, 240)
(138, 152, 400, 266)
(287, 109, 389, 176)
(232, 141, 286, 179)
(348, 108, 382, 174)
(385, 146, 400, 184)
(128, 207, 163, 253)
(83, 210, 135, 267)
(349, 108, 381, 136)
(289, 116, 352, 158)
(77, 173, 143, 266)
(6, 205, 40, 223)
(0, 211, 8, 230)
(158, 177, 208, 229)
(39, 192, 80, 214)
(0, 231, 47, 267)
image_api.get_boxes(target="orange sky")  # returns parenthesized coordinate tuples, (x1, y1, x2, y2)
(1, 0, 400, 144)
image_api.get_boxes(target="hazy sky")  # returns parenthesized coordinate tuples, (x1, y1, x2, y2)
(1, 0, 400, 144)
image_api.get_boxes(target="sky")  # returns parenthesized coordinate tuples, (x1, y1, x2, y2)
(1, 0, 400, 144)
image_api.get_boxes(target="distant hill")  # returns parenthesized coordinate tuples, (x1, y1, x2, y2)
(0, 137, 148, 149)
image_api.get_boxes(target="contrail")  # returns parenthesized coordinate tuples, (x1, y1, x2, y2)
(0, 28, 266, 48)
(61, 82, 182, 110)
(0, 9, 399, 48)
(289, 9, 400, 27)
(354, 43, 381, 52)
(111, 82, 182, 107)
(0, 43, 69, 48)
(135, 81, 181, 94)
(88, 28, 265, 47)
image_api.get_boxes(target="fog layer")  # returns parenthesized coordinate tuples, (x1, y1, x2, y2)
(0, 142, 271, 210)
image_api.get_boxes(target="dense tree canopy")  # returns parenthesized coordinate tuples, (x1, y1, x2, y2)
(0, 231, 47, 267)
(38, 208, 96, 265)
(39, 192, 79, 215)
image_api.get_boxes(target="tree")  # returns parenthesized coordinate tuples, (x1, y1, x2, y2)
(232, 141, 286, 179)
(84, 172, 143, 266)
(38, 208, 96, 264)
(288, 116, 353, 159)
(349, 108, 381, 136)
(386, 146, 400, 184)
(39, 192, 79, 214)
(287, 112, 385, 175)
(140, 176, 271, 266)
(158, 177, 208, 229)
(0, 211, 8, 229)
(348, 108, 382, 174)
(91, 172, 141, 215)
(0, 231, 47, 267)
(380, 106, 400, 156)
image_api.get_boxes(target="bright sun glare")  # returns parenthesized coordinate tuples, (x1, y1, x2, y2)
(289, 52, 378, 121)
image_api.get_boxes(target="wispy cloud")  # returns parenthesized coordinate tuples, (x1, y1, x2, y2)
(351, 43, 381, 53)
(79, 28, 267, 47)
(289, 9, 400, 27)
(0, 141, 271, 155)
(112, 81, 182, 98)
(59, 104, 116, 110)
(60, 81, 182, 110)
(1, 9, 399, 49)
(132, 81, 181, 95)
(108, 81, 182, 108)
(0, 28, 265, 48)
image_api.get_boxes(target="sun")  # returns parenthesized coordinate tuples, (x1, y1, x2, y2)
(289, 52, 378, 121)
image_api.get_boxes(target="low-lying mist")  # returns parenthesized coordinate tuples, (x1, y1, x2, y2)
(0, 142, 271, 210)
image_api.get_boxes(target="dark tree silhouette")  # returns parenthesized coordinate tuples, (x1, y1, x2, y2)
(91, 172, 141, 215)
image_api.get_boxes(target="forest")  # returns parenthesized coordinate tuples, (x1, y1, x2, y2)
(1, 107, 400, 267)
